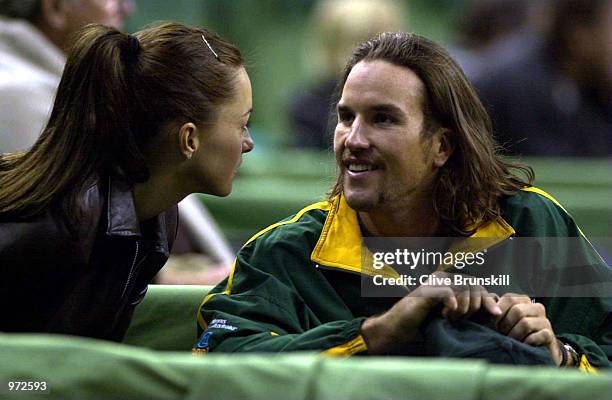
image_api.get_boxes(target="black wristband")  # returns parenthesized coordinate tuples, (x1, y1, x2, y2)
(564, 343, 580, 367)
(559, 340, 568, 367)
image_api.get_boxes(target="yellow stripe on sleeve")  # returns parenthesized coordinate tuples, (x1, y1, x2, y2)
(322, 335, 368, 357)
(578, 355, 599, 373)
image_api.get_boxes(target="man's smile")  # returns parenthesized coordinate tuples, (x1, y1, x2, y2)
(343, 157, 382, 180)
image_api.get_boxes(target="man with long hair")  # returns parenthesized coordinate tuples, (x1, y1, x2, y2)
(196, 32, 611, 369)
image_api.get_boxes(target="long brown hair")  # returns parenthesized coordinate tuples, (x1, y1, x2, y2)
(329, 32, 533, 235)
(0, 22, 243, 225)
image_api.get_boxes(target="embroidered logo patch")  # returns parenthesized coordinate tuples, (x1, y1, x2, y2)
(208, 319, 238, 331)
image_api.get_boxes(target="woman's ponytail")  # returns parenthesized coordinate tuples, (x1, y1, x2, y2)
(1, 21, 245, 226)
(0, 25, 148, 222)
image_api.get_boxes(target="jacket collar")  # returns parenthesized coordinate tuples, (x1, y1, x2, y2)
(105, 176, 170, 253)
(311, 195, 364, 274)
(106, 176, 140, 237)
(311, 195, 515, 275)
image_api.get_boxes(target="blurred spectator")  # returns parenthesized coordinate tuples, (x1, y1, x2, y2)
(451, 0, 551, 81)
(475, 0, 612, 157)
(0, 0, 132, 153)
(287, 0, 406, 149)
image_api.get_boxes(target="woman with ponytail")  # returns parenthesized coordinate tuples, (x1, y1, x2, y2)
(0, 22, 254, 341)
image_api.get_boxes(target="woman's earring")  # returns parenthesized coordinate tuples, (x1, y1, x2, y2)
(186, 152, 193, 160)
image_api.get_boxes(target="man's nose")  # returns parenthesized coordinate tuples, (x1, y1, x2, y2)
(345, 117, 369, 150)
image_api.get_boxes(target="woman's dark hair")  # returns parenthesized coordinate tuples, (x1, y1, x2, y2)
(0, 22, 243, 224)
(329, 32, 533, 235)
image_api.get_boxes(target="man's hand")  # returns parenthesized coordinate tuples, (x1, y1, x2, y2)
(494, 293, 563, 366)
(361, 272, 502, 354)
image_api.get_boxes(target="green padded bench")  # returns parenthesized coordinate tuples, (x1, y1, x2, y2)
(1, 284, 611, 399)
(123, 285, 208, 351)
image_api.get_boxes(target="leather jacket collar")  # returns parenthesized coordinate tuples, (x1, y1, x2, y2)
(105, 176, 171, 256)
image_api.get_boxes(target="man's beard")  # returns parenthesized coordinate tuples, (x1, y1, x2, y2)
(341, 171, 388, 211)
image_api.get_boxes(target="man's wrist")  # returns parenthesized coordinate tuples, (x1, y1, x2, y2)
(564, 343, 579, 367)
(361, 313, 420, 355)
(361, 315, 389, 355)
(361, 314, 407, 355)
(557, 339, 579, 367)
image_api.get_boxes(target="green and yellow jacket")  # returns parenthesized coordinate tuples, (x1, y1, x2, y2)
(196, 188, 611, 370)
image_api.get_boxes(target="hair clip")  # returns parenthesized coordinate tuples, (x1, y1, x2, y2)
(201, 34, 219, 60)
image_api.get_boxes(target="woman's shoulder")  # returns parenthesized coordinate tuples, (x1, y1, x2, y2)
(0, 178, 106, 260)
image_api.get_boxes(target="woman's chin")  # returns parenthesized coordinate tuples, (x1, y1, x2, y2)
(210, 182, 232, 197)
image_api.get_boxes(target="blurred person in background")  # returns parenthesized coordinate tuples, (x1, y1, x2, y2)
(0, 22, 254, 340)
(287, 0, 406, 149)
(475, 0, 612, 157)
(0, 0, 134, 153)
(451, 0, 551, 81)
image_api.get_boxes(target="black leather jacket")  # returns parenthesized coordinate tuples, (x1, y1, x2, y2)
(0, 176, 177, 341)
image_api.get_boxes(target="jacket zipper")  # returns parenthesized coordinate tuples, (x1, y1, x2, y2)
(121, 241, 139, 299)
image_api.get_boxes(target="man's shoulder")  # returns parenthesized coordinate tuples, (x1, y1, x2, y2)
(0, 54, 58, 152)
(0, 51, 59, 88)
(241, 200, 331, 251)
(501, 187, 576, 236)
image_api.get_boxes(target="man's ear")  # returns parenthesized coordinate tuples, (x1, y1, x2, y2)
(39, 0, 68, 30)
(178, 122, 200, 160)
(433, 128, 454, 167)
